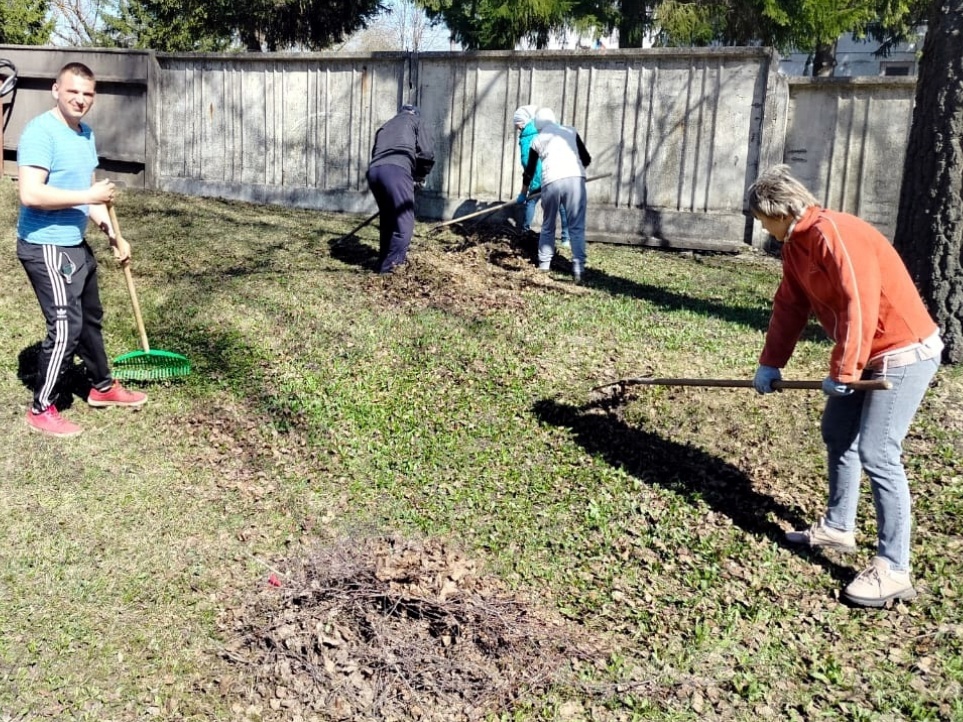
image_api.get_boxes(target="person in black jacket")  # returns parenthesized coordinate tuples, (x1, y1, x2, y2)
(366, 104, 434, 274)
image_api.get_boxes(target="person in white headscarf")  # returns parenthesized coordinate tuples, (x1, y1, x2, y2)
(518, 108, 592, 283)
(512, 105, 569, 249)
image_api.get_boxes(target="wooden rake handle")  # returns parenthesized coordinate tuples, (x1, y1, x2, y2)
(592, 377, 893, 392)
(429, 173, 613, 231)
(429, 198, 519, 230)
(335, 210, 380, 243)
(107, 202, 151, 353)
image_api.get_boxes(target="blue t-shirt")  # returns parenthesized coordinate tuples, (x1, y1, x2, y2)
(17, 110, 99, 246)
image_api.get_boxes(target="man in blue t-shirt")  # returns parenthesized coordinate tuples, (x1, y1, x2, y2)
(17, 62, 147, 438)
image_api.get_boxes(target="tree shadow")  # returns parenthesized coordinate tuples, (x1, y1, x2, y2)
(577, 264, 773, 330)
(575, 262, 826, 341)
(531, 396, 855, 584)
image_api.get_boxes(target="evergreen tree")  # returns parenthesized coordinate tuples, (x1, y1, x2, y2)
(653, 0, 789, 47)
(417, 0, 920, 55)
(862, 0, 929, 57)
(654, 0, 925, 74)
(416, 0, 565, 49)
(99, 0, 384, 51)
(893, 0, 963, 363)
(0, 0, 53, 45)
(97, 0, 227, 50)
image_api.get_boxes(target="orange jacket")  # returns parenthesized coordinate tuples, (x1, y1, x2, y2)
(759, 206, 938, 383)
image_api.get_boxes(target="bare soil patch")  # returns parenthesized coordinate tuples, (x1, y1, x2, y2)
(349, 223, 587, 316)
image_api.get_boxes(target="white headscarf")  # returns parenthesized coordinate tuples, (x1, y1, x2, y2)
(512, 105, 538, 129)
(534, 107, 557, 131)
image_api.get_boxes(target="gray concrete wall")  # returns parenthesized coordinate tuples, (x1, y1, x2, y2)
(0, 45, 918, 250)
(153, 48, 784, 251)
(0, 45, 151, 187)
(785, 76, 916, 240)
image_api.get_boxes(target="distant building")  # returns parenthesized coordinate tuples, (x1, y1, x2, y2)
(518, 27, 923, 74)
(516, 28, 635, 51)
(778, 31, 924, 77)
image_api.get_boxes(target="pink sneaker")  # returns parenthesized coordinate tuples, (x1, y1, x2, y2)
(26, 406, 83, 437)
(88, 381, 148, 408)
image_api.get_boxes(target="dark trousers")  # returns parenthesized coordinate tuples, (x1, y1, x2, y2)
(18, 239, 111, 412)
(366, 164, 415, 273)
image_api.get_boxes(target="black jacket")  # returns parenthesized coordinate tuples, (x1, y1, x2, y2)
(369, 111, 435, 181)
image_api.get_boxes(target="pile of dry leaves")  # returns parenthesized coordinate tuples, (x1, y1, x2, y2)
(220, 535, 598, 721)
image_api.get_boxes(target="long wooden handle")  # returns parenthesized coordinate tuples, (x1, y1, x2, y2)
(430, 199, 518, 229)
(592, 377, 893, 392)
(122, 265, 151, 353)
(430, 173, 613, 231)
(336, 210, 379, 242)
(107, 203, 151, 353)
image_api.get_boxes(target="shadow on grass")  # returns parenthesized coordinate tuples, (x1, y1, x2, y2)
(578, 265, 774, 331)
(560, 262, 826, 342)
(141, 322, 314, 434)
(327, 232, 380, 272)
(531, 397, 855, 584)
(16, 341, 94, 411)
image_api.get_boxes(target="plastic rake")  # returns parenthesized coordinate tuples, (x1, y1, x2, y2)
(108, 204, 192, 381)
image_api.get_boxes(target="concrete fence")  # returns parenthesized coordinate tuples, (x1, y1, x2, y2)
(0, 47, 151, 187)
(0, 45, 917, 251)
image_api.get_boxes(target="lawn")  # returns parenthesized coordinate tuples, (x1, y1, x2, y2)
(0, 179, 960, 721)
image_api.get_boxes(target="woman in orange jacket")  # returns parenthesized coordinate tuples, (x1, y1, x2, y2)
(748, 165, 942, 608)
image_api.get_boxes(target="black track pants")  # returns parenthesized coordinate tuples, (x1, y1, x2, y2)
(18, 239, 111, 412)
(366, 164, 415, 273)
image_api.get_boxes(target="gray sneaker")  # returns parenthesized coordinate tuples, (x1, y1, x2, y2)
(843, 557, 917, 607)
(785, 517, 856, 552)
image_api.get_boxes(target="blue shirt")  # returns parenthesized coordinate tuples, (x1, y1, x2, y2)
(17, 110, 99, 246)
(518, 120, 543, 191)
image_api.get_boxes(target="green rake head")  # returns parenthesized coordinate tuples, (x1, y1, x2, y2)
(112, 349, 192, 381)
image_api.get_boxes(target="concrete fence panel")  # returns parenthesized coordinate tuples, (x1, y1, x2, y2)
(785, 77, 916, 239)
(0, 45, 918, 250)
(0, 45, 150, 186)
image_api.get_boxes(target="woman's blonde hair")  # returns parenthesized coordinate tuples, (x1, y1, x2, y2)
(747, 164, 819, 219)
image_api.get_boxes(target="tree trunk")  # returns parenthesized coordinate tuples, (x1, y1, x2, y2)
(811, 40, 837, 76)
(619, 0, 646, 48)
(241, 29, 262, 51)
(893, 0, 963, 364)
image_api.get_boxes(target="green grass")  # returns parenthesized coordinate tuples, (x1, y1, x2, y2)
(1, 179, 961, 720)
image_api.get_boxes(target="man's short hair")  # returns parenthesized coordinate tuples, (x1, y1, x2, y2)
(58, 62, 96, 84)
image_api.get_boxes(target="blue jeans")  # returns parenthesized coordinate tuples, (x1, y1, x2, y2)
(538, 177, 586, 270)
(524, 197, 569, 242)
(821, 356, 940, 571)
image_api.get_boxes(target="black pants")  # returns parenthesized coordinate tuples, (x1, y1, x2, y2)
(366, 164, 415, 273)
(18, 239, 112, 412)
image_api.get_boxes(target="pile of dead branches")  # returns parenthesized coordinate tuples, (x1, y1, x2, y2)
(221, 535, 595, 721)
